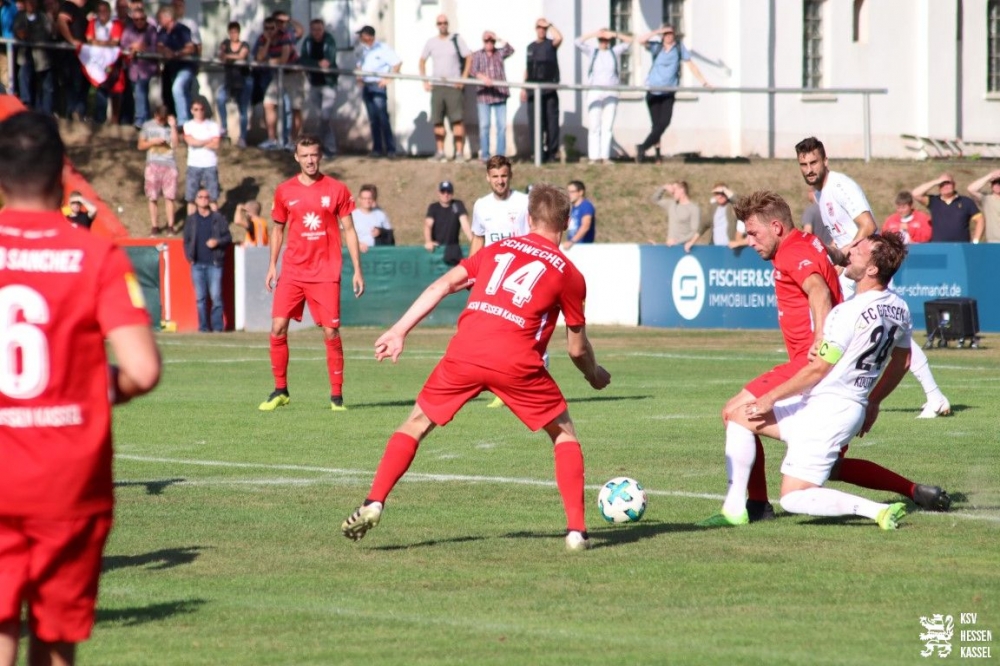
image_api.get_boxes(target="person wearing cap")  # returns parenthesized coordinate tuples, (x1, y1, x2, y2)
(419, 14, 472, 162)
(966, 169, 1000, 243)
(575, 27, 632, 164)
(356, 25, 402, 158)
(911, 172, 983, 243)
(468, 30, 514, 162)
(424, 180, 471, 266)
(65, 191, 98, 229)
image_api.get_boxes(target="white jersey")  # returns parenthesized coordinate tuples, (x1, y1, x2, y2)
(808, 288, 912, 406)
(817, 170, 872, 249)
(471, 190, 529, 247)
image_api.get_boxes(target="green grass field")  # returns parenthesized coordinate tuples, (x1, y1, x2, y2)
(87, 327, 998, 665)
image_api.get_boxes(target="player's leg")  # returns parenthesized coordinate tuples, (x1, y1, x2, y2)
(542, 411, 591, 552)
(779, 477, 906, 531)
(322, 326, 345, 409)
(304, 282, 346, 410)
(910, 344, 951, 418)
(0, 517, 26, 666)
(260, 280, 307, 410)
(834, 449, 951, 512)
(27, 635, 74, 666)
(0, 621, 18, 666)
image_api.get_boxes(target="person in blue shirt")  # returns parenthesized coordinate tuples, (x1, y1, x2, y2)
(563, 180, 596, 250)
(635, 24, 709, 163)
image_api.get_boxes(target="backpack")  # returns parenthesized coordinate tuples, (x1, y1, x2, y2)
(587, 47, 618, 81)
(451, 34, 466, 72)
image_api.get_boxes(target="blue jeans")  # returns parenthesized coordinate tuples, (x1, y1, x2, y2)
(216, 76, 252, 141)
(18, 61, 54, 115)
(133, 77, 151, 127)
(191, 263, 224, 332)
(477, 101, 507, 159)
(362, 86, 395, 155)
(172, 69, 195, 125)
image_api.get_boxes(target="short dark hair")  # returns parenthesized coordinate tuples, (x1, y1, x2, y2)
(0, 112, 65, 200)
(527, 183, 570, 233)
(359, 183, 378, 199)
(894, 191, 914, 207)
(227, 21, 240, 31)
(310, 18, 324, 27)
(295, 135, 321, 150)
(795, 136, 826, 160)
(733, 190, 794, 230)
(485, 155, 512, 173)
(568, 180, 585, 194)
(869, 232, 908, 285)
(675, 180, 689, 196)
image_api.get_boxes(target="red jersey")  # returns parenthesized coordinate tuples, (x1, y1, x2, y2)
(772, 229, 843, 361)
(446, 234, 586, 376)
(272, 174, 355, 282)
(0, 210, 150, 517)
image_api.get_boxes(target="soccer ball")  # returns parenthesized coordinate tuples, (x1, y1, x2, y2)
(597, 477, 647, 523)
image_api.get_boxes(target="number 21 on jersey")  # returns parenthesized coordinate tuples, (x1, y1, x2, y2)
(484, 253, 546, 307)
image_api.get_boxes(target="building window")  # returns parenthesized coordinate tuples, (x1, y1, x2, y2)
(610, 0, 632, 81)
(662, 0, 684, 34)
(989, 0, 1000, 92)
(803, 0, 824, 89)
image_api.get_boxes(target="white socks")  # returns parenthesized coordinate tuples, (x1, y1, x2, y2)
(909, 344, 945, 403)
(722, 421, 757, 516)
(780, 487, 885, 520)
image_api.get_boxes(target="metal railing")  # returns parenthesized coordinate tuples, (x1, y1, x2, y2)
(2, 37, 887, 165)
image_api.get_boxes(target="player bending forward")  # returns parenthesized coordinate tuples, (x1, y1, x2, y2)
(703, 232, 942, 530)
(342, 184, 611, 552)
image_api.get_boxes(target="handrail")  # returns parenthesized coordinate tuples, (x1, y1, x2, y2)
(2, 36, 887, 164)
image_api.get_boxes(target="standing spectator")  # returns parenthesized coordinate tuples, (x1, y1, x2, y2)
(216, 21, 251, 147)
(113, 0, 133, 123)
(691, 182, 743, 251)
(355, 25, 401, 158)
(234, 200, 269, 247)
(85, 1, 124, 125)
(13, 0, 55, 114)
(911, 173, 984, 243)
(255, 15, 299, 150)
(272, 10, 304, 149)
(55, 0, 88, 120)
(0, 0, 16, 95)
(470, 155, 529, 255)
(138, 105, 179, 234)
(520, 17, 562, 163)
(882, 191, 932, 244)
(424, 180, 472, 265)
(563, 180, 595, 250)
(171, 0, 199, 54)
(259, 136, 365, 412)
(966, 169, 1000, 243)
(183, 187, 231, 332)
(468, 31, 513, 162)
(155, 6, 195, 125)
(182, 99, 221, 216)
(419, 14, 471, 161)
(0, 110, 160, 666)
(575, 28, 631, 164)
(120, 3, 157, 128)
(651, 181, 700, 246)
(65, 190, 97, 228)
(635, 24, 709, 163)
(352, 184, 393, 252)
(299, 18, 338, 158)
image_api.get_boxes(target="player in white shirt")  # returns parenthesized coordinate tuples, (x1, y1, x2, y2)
(701, 231, 950, 530)
(796, 136, 951, 419)
(470, 155, 529, 256)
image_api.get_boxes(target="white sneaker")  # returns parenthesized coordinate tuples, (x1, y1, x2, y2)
(565, 530, 591, 552)
(341, 502, 383, 541)
(917, 397, 952, 419)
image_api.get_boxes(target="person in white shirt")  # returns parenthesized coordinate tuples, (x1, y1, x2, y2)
(701, 231, 949, 530)
(470, 155, 529, 256)
(351, 183, 393, 252)
(796, 135, 950, 419)
(183, 100, 221, 215)
(575, 28, 631, 163)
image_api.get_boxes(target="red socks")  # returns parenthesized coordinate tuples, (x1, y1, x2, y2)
(554, 441, 587, 532)
(747, 436, 769, 502)
(838, 458, 915, 497)
(326, 336, 344, 396)
(368, 432, 420, 503)
(269, 334, 288, 390)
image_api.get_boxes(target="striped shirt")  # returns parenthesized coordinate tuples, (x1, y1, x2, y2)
(468, 43, 514, 104)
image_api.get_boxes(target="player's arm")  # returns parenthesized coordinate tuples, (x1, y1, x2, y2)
(459, 213, 473, 243)
(265, 220, 285, 292)
(801, 272, 835, 351)
(565, 324, 610, 390)
(107, 324, 161, 404)
(375, 265, 471, 363)
(850, 211, 876, 243)
(469, 234, 485, 256)
(859, 346, 911, 436)
(339, 213, 365, 297)
(750, 353, 836, 417)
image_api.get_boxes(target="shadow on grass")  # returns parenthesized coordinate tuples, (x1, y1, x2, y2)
(97, 598, 207, 627)
(504, 521, 705, 549)
(370, 535, 485, 551)
(114, 478, 186, 495)
(102, 546, 206, 572)
(880, 403, 970, 416)
(353, 395, 654, 410)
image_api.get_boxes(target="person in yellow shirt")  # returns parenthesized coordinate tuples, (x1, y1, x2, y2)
(234, 200, 268, 247)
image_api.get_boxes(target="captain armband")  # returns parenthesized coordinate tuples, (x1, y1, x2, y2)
(816, 341, 843, 364)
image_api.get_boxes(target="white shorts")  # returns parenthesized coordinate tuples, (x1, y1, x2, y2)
(775, 395, 864, 486)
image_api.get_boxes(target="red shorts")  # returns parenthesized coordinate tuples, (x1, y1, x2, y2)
(744, 358, 809, 397)
(418, 356, 567, 432)
(272, 278, 341, 327)
(0, 512, 113, 642)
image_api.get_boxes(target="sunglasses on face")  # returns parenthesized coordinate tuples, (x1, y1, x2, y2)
(437, 21, 448, 25)
(483, 38, 495, 42)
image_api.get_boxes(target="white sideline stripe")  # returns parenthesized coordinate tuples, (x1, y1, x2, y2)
(116, 454, 723, 500)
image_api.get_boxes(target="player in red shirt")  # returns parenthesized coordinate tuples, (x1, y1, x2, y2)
(341, 184, 611, 552)
(703, 191, 949, 526)
(259, 136, 364, 412)
(0, 112, 161, 666)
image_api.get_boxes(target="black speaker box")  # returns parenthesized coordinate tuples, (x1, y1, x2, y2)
(923, 298, 979, 346)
